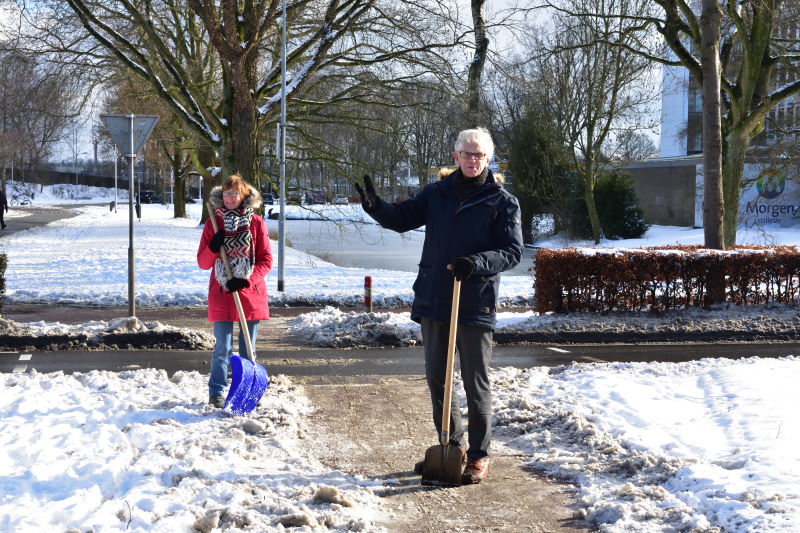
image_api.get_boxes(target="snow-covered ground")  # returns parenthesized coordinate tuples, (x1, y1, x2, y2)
(0, 183, 799, 532)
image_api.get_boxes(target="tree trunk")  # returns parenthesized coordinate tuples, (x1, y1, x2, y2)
(218, 58, 258, 184)
(517, 192, 535, 245)
(585, 189, 601, 244)
(172, 147, 187, 219)
(700, 0, 724, 250)
(721, 129, 749, 248)
(700, 0, 725, 304)
(193, 143, 216, 223)
(584, 160, 601, 244)
(231, 92, 257, 183)
(466, 0, 488, 127)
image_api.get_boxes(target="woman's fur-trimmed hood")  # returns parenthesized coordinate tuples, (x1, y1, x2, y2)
(209, 184, 263, 210)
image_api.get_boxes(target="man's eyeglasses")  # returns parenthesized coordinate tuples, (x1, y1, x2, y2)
(458, 151, 486, 160)
(222, 191, 240, 198)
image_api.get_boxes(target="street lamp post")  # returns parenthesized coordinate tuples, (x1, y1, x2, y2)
(73, 151, 87, 187)
(277, 0, 287, 292)
(128, 115, 135, 317)
(113, 148, 119, 213)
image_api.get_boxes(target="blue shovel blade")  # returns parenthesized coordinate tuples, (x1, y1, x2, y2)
(224, 354, 269, 415)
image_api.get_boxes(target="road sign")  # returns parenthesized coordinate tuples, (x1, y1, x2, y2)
(99, 113, 159, 320)
(100, 114, 159, 157)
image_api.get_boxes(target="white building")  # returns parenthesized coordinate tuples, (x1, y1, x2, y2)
(646, 25, 800, 228)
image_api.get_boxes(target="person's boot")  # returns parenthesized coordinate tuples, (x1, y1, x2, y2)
(461, 457, 490, 484)
(208, 395, 224, 408)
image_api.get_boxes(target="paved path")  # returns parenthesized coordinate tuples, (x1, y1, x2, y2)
(304, 377, 586, 532)
(0, 204, 80, 236)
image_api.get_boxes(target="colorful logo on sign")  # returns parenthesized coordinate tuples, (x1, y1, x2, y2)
(756, 168, 786, 199)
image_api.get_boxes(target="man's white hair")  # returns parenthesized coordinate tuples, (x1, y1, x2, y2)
(454, 127, 494, 161)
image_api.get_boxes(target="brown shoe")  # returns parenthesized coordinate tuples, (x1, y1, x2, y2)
(414, 444, 467, 474)
(461, 457, 490, 484)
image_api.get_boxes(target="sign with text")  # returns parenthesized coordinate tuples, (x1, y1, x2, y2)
(740, 165, 800, 227)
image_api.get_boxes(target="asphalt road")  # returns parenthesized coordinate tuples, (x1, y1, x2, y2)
(0, 204, 81, 236)
(3, 341, 799, 379)
(282, 218, 537, 276)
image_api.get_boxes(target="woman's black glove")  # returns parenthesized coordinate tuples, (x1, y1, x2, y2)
(225, 277, 250, 293)
(209, 229, 226, 254)
(452, 257, 476, 281)
(354, 175, 380, 213)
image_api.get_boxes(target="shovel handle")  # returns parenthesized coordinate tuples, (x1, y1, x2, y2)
(206, 202, 256, 363)
(440, 276, 461, 445)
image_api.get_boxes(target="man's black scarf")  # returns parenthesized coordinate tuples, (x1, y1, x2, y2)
(452, 167, 489, 201)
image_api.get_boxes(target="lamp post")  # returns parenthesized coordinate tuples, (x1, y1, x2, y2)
(277, 0, 287, 292)
(73, 151, 87, 187)
(113, 147, 119, 213)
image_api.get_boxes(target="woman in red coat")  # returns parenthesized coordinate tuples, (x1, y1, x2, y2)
(197, 173, 272, 407)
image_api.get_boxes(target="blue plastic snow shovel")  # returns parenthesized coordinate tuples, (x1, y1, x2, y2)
(207, 203, 269, 415)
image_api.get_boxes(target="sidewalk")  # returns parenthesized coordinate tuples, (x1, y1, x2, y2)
(303, 376, 587, 532)
(3, 303, 589, 531)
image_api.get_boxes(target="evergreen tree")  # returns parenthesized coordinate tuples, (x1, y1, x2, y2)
(508, 107, 576, 243)
(595, 170, 649, 239)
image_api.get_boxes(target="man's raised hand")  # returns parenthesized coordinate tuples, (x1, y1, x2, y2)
(354, 175, 380, 213)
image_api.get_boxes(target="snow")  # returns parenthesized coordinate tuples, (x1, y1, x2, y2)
(0, 371, 385, 532)
(1, 183, 799, 532)
(493, 358, 800, 532)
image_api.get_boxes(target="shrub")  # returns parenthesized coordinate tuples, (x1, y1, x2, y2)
(0, 253, 5, 314)
(534, 245, 800, 313)
(595, 170, 649, 239)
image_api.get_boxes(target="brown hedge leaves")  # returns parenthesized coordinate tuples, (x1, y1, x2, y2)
(534, 245, 800, 313)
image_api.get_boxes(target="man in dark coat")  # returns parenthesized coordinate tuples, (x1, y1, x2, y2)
(356, 127, 523, 484)
(0, 186, 7, 229)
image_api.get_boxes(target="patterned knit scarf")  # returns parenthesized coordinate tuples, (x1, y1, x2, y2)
(214, 205, 255, 288)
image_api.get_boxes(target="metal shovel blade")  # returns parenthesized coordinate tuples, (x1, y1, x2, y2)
(421, 443, 463, 486)
(224, 354, 269, 415)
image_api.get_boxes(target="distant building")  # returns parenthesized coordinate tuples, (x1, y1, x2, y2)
(627, 16, 800, 229)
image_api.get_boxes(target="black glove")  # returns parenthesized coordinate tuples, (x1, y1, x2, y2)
(451, 257, 476, 281)
(225, 277, 250, 293)
(209, 229, 226, 254)
(354, 175, 380, 213)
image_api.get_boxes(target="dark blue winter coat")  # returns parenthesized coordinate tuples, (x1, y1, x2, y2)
(369, 169, 523, 330)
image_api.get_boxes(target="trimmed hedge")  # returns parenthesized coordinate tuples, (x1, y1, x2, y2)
(0, 253, 5, 314)
(535, 245, 800, 313)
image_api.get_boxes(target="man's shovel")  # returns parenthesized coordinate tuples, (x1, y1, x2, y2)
(421, 276, 464, 486)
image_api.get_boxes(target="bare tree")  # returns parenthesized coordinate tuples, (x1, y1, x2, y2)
(611, 130, 659, 161)
(534, 0, 661, 243)
(576, 0, 800, 247)
(0, 46, 76, 176)
(485, 61, 534, 153)
(8, 0, 469, 194)
(401, 82, 462, 185)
